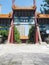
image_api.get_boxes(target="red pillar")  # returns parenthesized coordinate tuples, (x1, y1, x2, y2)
(33, 0, 39, 43)
(35, 25, 39, 43)
(7, 0, 15, 43)
(7, 20, 14, 43)
(10, 20, 14, 43)
(34, 12, 39, 43)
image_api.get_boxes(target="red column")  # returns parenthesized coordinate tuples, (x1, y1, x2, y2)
(34, 12, 39, 43)
(33, 0, 39, 43)
(7, 20, 14, 43)
(10, 21, 14, 43)
(35, 25, 39, 43)
(7, 0, 15, 43)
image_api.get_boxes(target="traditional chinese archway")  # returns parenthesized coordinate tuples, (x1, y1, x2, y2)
(7, 0, 41, 43)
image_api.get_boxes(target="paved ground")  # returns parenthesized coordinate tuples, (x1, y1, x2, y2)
(0, 43, 49, 65)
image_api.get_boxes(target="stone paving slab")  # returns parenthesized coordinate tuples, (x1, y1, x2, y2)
(0, 53, 49, 65)
(0, 44, 49, 65)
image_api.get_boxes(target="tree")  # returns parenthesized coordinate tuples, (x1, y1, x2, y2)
(14, 26, 20, 43)
(40, 0, 49, 14)
(28, 26, 35, 43)
(0, 26, 20, 43)
(0, 29, 8, 42)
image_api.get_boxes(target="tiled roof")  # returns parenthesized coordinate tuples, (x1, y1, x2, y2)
(12, 5, 36, 10)
(37, 13, 49, 18)
(0, 13, 12, 18)
(20, 36, 28, 39)
(0, 12, 49, 18)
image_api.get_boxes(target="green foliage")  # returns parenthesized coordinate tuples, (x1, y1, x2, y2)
(0, 30, 8, 36)
(14, 26, 20, 43)
(40, 0, 49, 14)
(0, 26, 20, 43)
(28, 26, 35, 43)
(0, 29, 8, 42)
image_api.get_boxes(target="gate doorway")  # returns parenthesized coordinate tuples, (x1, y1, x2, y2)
(14, 22, 35, 43)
